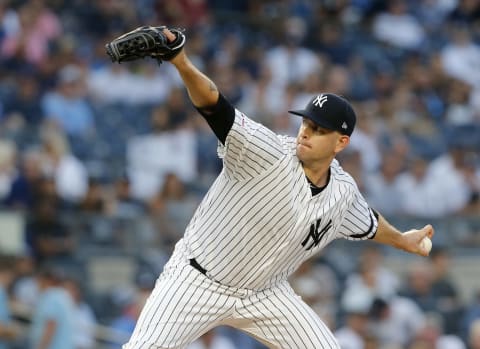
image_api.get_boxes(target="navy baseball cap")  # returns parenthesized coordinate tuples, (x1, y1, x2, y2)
(289, 93, 356, 136)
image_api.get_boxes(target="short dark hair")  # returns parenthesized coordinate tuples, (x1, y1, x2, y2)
(0, 255, 16, 272)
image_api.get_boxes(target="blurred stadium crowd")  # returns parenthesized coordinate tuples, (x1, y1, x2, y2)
(0, 0, 479, 348)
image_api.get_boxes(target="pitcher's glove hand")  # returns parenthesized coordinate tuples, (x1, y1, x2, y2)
(105, 25, 185, 64)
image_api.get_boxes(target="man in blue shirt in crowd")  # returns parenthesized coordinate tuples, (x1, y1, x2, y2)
(29, 265, 75, 349)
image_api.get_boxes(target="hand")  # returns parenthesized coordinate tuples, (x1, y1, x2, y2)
(401, 224, 434, 257)
(162, 28, 186, 65)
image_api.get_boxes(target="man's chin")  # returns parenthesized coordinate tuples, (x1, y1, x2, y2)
(296, 146, 309, 160)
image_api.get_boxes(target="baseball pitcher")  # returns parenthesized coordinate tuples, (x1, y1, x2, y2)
(105, 26, 434, 349)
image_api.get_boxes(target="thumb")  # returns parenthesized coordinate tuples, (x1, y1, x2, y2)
(422, 224, 434, 239)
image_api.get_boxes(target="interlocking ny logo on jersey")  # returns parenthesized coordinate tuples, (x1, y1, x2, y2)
(312, 94, 328, 108)
(301, 218, 333, 250)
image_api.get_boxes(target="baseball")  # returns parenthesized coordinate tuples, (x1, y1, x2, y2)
(421, 237, 432, 254)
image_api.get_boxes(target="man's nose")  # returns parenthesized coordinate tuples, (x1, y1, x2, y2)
(300, 127, 310, 138)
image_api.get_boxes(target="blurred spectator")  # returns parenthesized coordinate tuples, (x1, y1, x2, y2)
(237, 63, 292, 126)
(469, 319, 480, 349)
(1, 0, 61, 67)
(364, 153, 405, 217)
(32, 175, 61, 207)
(323, 64, 351, 97)
(126, 105, 197, 200)
(25, 198, 75, 264)
(63, 277, 97, 349)
(211, 32, 242, 70)
(147, 172, 200, 251)
(398, 154, 444, 218)
(40, 130, 88, 203)
(347, 55, 374, 101)
(308, 20, 352, 66)
(407, 59, 446, 123)
(78, 178, 109, 215)
(186, 328, 236, 349)
(0, 255, 20, 349)
(441, 24, 480, 89)
(429, 247, 463, 335)
(87, 64, 142, 105)
(360, 245, 400, 297)
(164, 87, 191, 127)
(11, 253, 38, 308)
(263, 17, 321, 91)
(87, 62, 176, 106)
(391, 86, 444, 158)
(437, 335, 467, 349)
(155, 0, 209, 28)
(448, 0, 480, 27)
(29, 265, 75, 349)
(410, 313, 465, 349)
(463, 291, 480, 340)
(0, 139, 17, 202)
(210, 64, 244, 106)
(444, 79, 477, 126)
(110, 175, 145, 218)
(335, 288, 373, 349)
(427, 142, 476, 215)
(371, 0, 425, 50)
(4, 147, 43, 210)
(349, 102, 382, 174)
(414, 0, 458, 33)
(2, 71, 42, 124)
(41, 64, 95, 138)
(341, 263, 376, 312)
(400, 260, 437, 313)
(369, 296, 426, 347)
(0, 1, 19, 42)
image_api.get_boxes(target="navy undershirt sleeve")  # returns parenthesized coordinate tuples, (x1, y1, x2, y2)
(194, 94, 235, 145)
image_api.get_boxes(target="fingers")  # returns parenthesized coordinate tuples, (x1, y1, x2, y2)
(163, 28, 176, 42)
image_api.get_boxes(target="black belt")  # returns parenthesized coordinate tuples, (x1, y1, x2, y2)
(189, 258, 207, 275)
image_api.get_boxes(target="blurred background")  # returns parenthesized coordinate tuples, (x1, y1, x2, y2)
(0, 0, 479, 348)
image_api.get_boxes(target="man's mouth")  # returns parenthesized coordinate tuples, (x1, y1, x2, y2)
(297, 141, 311, 148)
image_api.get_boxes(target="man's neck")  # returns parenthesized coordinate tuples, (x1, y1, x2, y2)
(302, 161, 332, 188)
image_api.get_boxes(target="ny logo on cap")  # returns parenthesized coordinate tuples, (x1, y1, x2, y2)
(342, 122, 348, 129)
(312, 94, 328, 108)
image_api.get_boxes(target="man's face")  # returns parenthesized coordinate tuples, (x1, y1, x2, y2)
(296, 118, 349, 164)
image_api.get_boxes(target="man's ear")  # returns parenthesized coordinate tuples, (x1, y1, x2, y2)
(335, 135, 350, 154)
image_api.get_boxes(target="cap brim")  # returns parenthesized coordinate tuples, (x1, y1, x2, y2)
(288, 109, 337, 132)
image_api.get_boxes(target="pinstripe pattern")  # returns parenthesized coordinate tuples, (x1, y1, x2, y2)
(125, 257, 340, 349)
(184, 110, 377, 290)
(230, 281, 340, 349)
(124, 109, 376, 348)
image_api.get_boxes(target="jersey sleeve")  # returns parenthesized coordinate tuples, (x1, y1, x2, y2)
(195, 94, 235, 145)
(217, 110, 285, 180)
(338, 192, 378, 240)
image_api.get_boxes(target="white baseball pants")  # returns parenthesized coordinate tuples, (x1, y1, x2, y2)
(123, 260, 339, 349)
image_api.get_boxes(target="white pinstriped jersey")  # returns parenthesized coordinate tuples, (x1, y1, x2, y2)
(174, 109, 377, 290)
